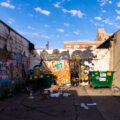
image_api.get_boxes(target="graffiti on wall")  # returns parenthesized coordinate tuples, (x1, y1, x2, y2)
(80, 65, 89, 81)
(31, 60, 70, 85)
(72, 50, 96, 63)
(0, 49, 30, 98)
(54, 61, 63, 70)
(38, 49, 97, 83)
(40, 49, 70, 61)
(44, 60, 70, 85)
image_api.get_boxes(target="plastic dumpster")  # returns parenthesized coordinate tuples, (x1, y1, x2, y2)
(89, 71, 114, 87)
(43, 74, 53, 88)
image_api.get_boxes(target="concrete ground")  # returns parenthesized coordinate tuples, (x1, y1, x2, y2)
(0, 86, 120, 120)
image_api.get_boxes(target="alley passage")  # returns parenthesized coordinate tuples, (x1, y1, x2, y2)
(0, 87, 120, 120)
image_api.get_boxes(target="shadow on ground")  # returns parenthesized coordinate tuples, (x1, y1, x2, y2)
(0, 87, 120, 120)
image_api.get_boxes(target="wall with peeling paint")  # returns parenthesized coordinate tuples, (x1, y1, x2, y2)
(31, 49, 110, 72)
(90, 49, 110, 71)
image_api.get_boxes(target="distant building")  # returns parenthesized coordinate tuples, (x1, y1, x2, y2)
(63, 41, 102, 50)
(95, 29, 113, 42)
(63, 29, 113, 50)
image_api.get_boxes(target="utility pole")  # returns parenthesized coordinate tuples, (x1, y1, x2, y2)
(46, 41, 49, 50)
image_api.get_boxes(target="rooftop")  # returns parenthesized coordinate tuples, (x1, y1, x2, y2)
(64, 41, 103, 43)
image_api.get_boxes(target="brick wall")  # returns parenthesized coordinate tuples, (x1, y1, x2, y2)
(64, 41, 102, 49)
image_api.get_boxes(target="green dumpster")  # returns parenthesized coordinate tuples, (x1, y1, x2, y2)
(43, 74, 53, 88)
(89, 71, 114, 87)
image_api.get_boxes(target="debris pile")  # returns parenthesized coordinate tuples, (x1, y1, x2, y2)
(80, 102, 97, 110)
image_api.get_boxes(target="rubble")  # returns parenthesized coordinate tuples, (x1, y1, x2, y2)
(80, 103, 89, 110)
(87, 103, 97, 106)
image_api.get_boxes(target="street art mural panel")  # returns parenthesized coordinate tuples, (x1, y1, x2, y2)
(31, 60, 70, 86)
(45, 60, 70, 85)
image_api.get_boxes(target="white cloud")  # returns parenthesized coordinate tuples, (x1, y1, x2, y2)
(92, 17, 120, 29)
(117, 2, 120, 7)
(62, 8, 84, 18)
(53, 2, 61, 8)
(64, 23, 70, 27)
(0, 0, 15, 9)
(116, 16, 120, 20)
(108, 1, 112, 4)
(115, 9, 120, 14)
(27, 26, 34, 30)
(90, 19, 104, 27)
(34, 7, 50, 16)
(102, 10, 106, 13)
(32, 33, 39, 36)
(115, 25, 120, 29)
(56, 29, 64, 32)
(97, 0, 106, 6)
(53, 0, 71, 8)
(94, 23, 104, 27)
(8, 18, 14, 24)
(101, 18, 120, 29)
(97, 0, 113, 6)
(74, 30, 80, 35)
(62, 8, 67, 13)
(40, 35, 50, 39)
(19, 31, 39, 37)
(102, 18, 114, 25)
(94, 17, 102, 20)
(44, 24, 49, 27)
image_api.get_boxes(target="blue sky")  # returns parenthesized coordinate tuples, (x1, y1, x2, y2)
(0, 0, 120, 49)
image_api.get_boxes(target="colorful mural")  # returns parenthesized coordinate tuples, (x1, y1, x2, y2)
(31, 60, 70, 86)
(45, 60, 70, 85)
(0, 50, 30, 98)
(80, 65, 89, 82)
